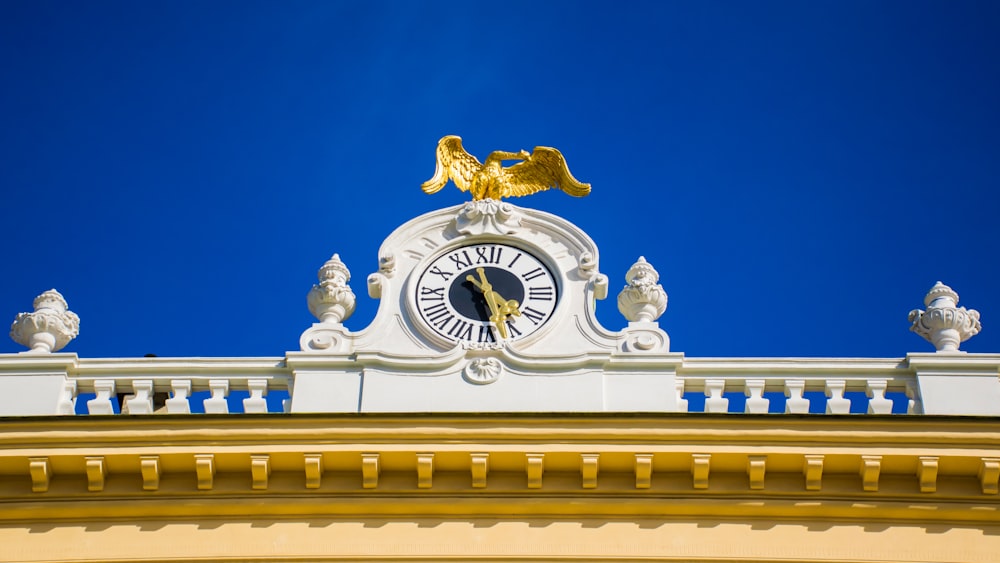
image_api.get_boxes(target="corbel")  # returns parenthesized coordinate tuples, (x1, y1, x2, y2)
(634, 454, 653, 489)
(251, 455, 270, 490)
(803, 454, 824, 491)
(917, 456, 938, 493)
(979, 457, 1000, 495)
(416, 453, 434, 489)
(195, 454, 215, 490)
(747, 455, 766, 490)
(304, 453, 324, 489)
(581, 454, 600, 489)
(28, 457, 50, 493)
(470, 453, 489, 488)
(691, 454, 711, 489)
(85, 456, 106, 492)
(860, 455, 882, 492)
(526, 453, 544, 489)
(140, 455, 160, 491)
(361, 453, 380, 489)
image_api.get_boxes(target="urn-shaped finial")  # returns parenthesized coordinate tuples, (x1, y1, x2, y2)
(9, 289, 80, 353)
(617, 256, 668, 323)
(908, 281, 981, 352)
(307, 254, 357, 324)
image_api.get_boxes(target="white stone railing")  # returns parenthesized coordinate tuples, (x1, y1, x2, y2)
(68, 358, 292, 415)
(676, 358, 917, 414)
(2, 353, 1000, 416)
(0, 355, 291, 416)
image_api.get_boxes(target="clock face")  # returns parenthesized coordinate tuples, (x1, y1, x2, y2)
(414, 243, 559, 344)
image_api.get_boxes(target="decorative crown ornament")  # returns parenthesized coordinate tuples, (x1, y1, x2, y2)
(307, 254, 356, 324)
(617, 257, 668, 323)
(908, 281, 981, 352)
(9, 289, 80, 353)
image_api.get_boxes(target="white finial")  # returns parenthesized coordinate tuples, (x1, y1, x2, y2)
(9, 289, 80, 353)
(307, 254, 357, 324)
(908, 282, 981, 352)
(617, 257, 668, 323)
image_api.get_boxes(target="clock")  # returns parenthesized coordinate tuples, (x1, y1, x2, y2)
(414, 242, 559, 344)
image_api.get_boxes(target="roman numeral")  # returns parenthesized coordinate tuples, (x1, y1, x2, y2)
(478, 324, 496, 343)
(521, 267, 546, 281)
(507, 253, 522, 268)
(475, 245, 503, 264)
(528, 286, 554, 301)
(428, 266, 452, 281)
(522, 307, 547, 325)
(449, 250, 473, 270)
(420, 287, 445, 301)
(431, 312, 455, 330)
(422, 302, 451, 325)
(447, 319, 474, 340)
(505, 320, 523, 337)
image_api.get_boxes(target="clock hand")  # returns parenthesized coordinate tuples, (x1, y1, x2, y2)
(490, 293, 522, 339)
(467, 268, 508, 339)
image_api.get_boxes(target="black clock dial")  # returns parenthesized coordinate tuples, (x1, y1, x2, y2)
(451, 267, 524, 322)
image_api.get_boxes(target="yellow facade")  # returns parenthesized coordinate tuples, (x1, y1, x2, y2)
(1, 413, 998, 562)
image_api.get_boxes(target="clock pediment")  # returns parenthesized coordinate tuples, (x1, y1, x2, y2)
(295, 200, 676, 413)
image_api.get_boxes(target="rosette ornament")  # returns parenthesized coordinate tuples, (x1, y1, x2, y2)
(307, 254, 356, 324)
(909, 281, 981, 352)
(10, 289, 80, 353)
(617, 257, 668, 323)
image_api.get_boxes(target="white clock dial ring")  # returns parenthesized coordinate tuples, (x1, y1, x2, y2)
(414, 243, 558, 344)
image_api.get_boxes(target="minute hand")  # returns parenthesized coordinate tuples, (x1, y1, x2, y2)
(466, 268, 508, 339)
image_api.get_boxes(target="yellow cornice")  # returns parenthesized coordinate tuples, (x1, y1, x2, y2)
(0, 413, 997, 526)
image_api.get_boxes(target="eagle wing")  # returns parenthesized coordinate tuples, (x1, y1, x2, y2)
(421, 135, 482, 194)
(501, 146, 591, 198)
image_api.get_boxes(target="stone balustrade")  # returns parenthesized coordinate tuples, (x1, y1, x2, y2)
(0, 354, 291, 416)
(676, 358, 917, 414)
(0, 351, 998, 416)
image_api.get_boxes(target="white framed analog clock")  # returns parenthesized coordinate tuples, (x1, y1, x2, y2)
(413, 242, 559, 345)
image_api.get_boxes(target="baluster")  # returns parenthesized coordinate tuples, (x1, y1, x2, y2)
(784, 379, 810, 414)
(123, 380, 154, 414)
(744, 379, 769, 413)
(87, 380, 116, 415)
(283, 380, 293, 413)
(905, 381, 919, 414)
(243, 379, 268, 413)
(57, 380, 77, 415)
(866, 379, 892, 414)
(825, 380, 851, 414)
(166, 380, 192, 414)
(675, 379, 688, 412)
(203, 379, 230, 414)
(704, 379, 729, 413)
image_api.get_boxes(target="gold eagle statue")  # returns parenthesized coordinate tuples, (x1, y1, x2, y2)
(421, 135, 591, 201)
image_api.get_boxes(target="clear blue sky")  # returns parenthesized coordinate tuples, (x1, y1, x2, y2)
(1, 0, 998, 359)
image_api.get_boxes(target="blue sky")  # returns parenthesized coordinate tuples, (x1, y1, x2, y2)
(1, 0, 998, 359)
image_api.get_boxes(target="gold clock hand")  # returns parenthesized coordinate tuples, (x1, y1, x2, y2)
(468, 268, 508, 339)
(491, 292, 522, 339)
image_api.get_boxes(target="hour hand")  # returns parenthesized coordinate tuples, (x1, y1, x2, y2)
(467, 268, 499, 313)
(467, 268, 506, 335)
(465, 267, 489, 293)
